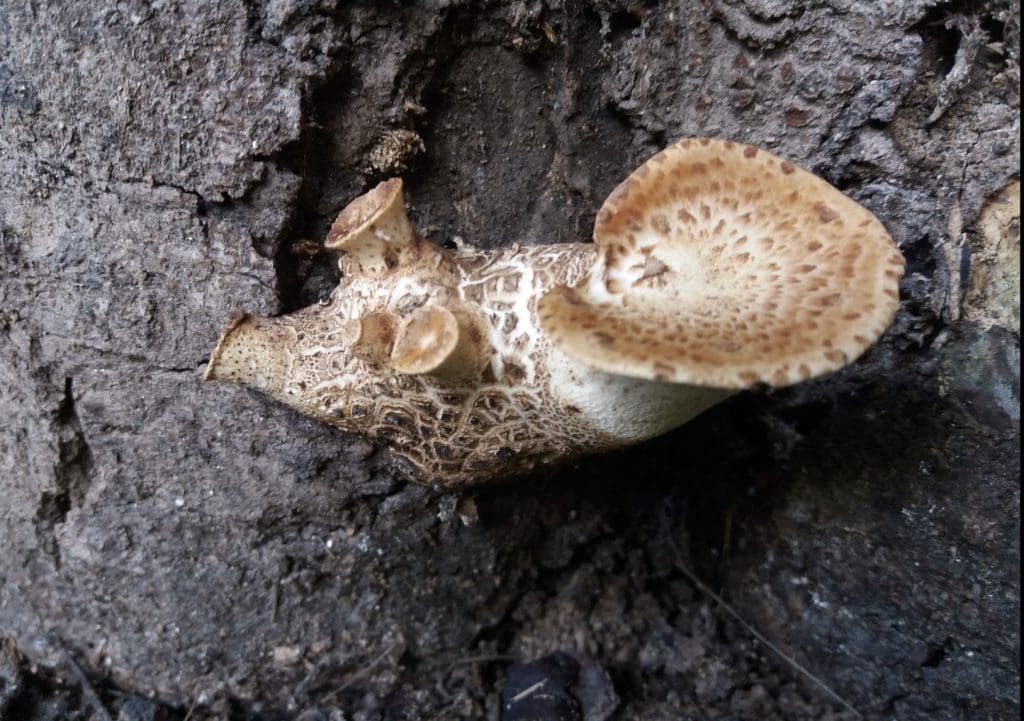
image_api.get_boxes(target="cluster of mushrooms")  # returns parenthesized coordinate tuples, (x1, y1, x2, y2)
(206, 138, 904, 486)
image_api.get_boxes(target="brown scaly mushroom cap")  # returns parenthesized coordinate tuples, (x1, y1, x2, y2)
(538, 138, 904, 388)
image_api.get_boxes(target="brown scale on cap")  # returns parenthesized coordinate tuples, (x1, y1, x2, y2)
(538, 137, 905, 388)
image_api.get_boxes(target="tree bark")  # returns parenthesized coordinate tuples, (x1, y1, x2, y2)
(0, 1, 1018, 719)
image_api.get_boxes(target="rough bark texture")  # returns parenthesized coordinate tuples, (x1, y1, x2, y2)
(0, 1, 1019, 720)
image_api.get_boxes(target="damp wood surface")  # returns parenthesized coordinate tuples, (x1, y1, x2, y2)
(0, 1, 1019, 720)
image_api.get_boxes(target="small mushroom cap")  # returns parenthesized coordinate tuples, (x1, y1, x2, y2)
(344, 311, 396, 365)
(538, 138, 904, 388)
(390, 304, 490, 379)
(325, 178, 418, 273)
(390, 304, 460, 375)
(203, 311, 296, 392)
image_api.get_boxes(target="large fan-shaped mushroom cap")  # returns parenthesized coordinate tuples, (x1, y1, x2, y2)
(538, 138, 904, 388)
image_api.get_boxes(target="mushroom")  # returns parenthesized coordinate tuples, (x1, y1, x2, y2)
(205, 138, 903, 486)
(539, 138, 903, 388)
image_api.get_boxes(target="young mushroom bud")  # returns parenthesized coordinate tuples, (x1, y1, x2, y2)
(205, 138, 904, 487)
(204, 311, 297, 394)
(325, 178, 424, 274)
(342, 311, 396, 365)
(389, 304, 491, 381)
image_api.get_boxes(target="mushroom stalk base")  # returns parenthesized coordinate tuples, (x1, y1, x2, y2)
(547, 347, 735, 444)
(205, 238, 724, 486)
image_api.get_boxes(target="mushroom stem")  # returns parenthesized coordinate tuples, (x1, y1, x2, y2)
(547, 347, 735, 444)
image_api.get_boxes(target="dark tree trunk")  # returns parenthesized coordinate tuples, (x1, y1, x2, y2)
(0, 1, 1018, 720)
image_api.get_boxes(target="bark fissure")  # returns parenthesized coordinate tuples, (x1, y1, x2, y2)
(32, 377, 94, 571)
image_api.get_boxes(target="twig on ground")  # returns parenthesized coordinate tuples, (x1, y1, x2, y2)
(669, 542, 863, 720)
(322, 642, 400, 702)
(448, 654, 516, 668)
(64, 652, 114, 721)
(182, 696, 199, 721)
